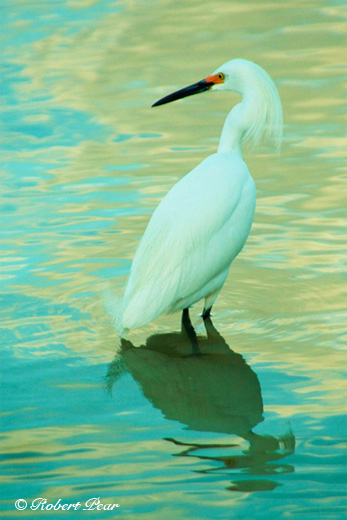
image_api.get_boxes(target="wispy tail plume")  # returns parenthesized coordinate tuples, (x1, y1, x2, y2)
(104, 285, 127, 337)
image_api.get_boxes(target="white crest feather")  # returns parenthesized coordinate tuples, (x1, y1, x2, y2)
(241, 61, 283, 152)
(216, 59, 283, 153)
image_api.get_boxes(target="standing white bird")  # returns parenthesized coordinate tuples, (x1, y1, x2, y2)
(117, 59, 282, 335)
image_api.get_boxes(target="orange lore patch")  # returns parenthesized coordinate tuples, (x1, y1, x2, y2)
(205, 73, 225, 85)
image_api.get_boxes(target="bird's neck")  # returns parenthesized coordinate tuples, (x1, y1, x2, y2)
(217, 95, 255, 156)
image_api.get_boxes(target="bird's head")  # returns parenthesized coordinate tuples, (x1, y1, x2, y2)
(151, 59, 255, 107)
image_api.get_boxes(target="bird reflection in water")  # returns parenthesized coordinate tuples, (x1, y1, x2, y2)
(106, 317, 295, 492)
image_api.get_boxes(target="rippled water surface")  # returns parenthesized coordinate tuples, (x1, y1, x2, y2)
(1, 1, 346, 518)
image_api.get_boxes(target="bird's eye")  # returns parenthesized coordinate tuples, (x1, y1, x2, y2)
(217, 72, 225, 81)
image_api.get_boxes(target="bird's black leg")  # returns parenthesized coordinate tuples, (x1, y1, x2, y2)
(181, 308, 200, 355)
(202, 306, 212, 320)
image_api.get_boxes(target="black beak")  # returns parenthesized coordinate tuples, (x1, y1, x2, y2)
(152, 79, 214, 107)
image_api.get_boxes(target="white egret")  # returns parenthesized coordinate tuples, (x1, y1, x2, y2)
(116, 59, 282, 335)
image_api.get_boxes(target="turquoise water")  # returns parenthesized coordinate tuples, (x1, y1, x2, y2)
(1, 1, 346, 519)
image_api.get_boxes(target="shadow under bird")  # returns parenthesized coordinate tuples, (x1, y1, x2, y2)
(115, 58, 283, 334)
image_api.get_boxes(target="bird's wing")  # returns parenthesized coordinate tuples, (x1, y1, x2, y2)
(122, 153, 255, 329)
